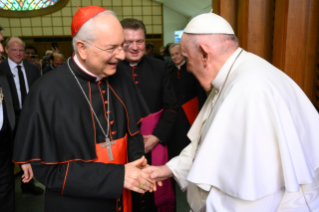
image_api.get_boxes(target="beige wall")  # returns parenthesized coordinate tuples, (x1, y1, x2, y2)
(0, 0, 163, 37)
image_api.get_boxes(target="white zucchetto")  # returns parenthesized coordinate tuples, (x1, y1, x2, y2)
(184, 11, 235, 35)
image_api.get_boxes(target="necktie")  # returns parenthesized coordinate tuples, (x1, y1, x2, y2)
(17, 65, 27, 104)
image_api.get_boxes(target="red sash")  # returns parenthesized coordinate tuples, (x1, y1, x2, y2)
(182, 97, 199, 125)
(93, 134, 132, 212)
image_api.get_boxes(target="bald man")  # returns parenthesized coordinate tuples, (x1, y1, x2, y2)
(144, 12, 319, 212)
(12, 7, 153, 212)
(42, 53, 64, 75)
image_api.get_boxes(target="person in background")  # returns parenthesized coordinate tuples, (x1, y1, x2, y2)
(24, 45, 41, 72)
(145, 42, 163, 61)
(42, 53, 64, 75)
(118, 18, 178, 212)
(0, 27, 33, 212)
(0, 37, 43, 196)
(168, 42, 207, 159)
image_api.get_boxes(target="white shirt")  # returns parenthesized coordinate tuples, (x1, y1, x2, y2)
(74, 54, 102, 82)
(8, 58, 29, 109)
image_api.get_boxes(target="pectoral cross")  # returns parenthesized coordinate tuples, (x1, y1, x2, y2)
(101, 137, 116, 161)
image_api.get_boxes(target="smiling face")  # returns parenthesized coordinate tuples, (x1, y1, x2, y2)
(6, 38, 25, 64)
(76, 13, 125, 77)
(170, 45, 184, 66)
(123, 28, 145, 63)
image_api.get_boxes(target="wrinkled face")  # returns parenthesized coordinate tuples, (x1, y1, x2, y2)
(24, 48, 36, 62)
(123, 28, 145, 63)
(6, 39, 24, 64)
(170, 45, 184, 66)
(51, 56, 64, 68)
(181, 34, 211, 91)
(78, 14, 125, 77)
(0, 32, 3, 59)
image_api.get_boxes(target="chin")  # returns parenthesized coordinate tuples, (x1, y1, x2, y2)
(104, 69, 117, 77)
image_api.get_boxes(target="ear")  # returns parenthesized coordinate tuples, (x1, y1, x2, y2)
(5, 47, 9, 54)
(198, 44, 209, 69)
(76, 40, 88, 61)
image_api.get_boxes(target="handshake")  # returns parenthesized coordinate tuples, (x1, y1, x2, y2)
(124, 156, 173, 193)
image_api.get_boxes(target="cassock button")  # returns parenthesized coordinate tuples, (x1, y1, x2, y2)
(104, 101, 108, 104)
(106, 111, 111, 114)
(110, 120, 114, 125)
(102, 90, 106, 94)
(98, 81, 102, 85)
(112, 131, 116, 135)
(134, 74, 138, 77)
(135, 81, 139, 84)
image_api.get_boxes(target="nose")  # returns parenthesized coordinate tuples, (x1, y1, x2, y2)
(116, 49, 125, 60)
(130, 42, 138, 50)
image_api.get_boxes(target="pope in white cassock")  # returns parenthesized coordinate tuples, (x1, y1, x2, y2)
(144, 11, 319, 212)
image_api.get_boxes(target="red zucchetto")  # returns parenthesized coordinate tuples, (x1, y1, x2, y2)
(71, 6, 107, 38)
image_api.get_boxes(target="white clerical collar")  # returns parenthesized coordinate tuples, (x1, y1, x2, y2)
(73, 54, 102, 81)
(130, 62, 138, 67)
(211, 48, 243, 91)
(176, 60, 186, 69)
(8, 58, 23, 71)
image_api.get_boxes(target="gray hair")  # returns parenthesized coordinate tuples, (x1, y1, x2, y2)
(72, 10, 117, 53)
(6, 36, 25, 49)
(169, 43, 181, 54)
(187, 33, 239, 55)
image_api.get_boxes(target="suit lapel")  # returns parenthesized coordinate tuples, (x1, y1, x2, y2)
(1, 60, 20, 110)
(23, 62, 33, 87)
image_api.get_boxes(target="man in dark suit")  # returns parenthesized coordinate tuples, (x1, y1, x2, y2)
(0, 36, 43, 195)
(0, 25, 16, 212)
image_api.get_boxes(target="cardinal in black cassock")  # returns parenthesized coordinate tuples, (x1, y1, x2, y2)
(13, 6, 151, 212)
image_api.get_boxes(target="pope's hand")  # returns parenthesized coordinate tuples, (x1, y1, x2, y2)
(143, 165, 173, 183)
(143, 135, 160, 153)
(124, 156, 155, 193)
(21, 163, 34, 183)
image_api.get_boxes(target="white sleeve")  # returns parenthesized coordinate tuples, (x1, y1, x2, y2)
(206, 186, 285, 212)
(166, 143, 195, 191)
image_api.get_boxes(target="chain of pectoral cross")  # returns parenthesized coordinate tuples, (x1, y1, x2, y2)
(67, 58, 115, 161)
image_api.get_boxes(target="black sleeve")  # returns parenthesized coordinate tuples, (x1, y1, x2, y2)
(127, 132, 144, 162)
(31, 161, 124, 199)
(152, 66, 178, 145)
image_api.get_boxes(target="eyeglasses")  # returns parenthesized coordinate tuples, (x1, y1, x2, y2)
(83, 40, 130, 57)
